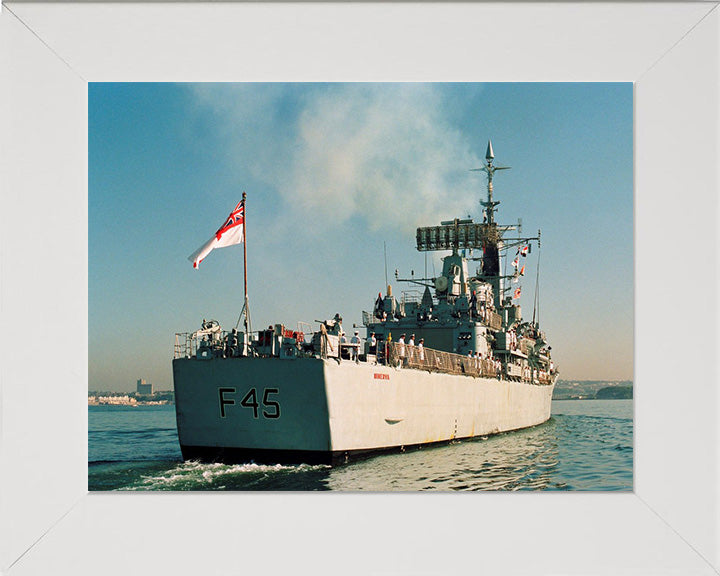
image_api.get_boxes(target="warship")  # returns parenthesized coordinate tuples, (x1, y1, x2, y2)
(172, 141, 558, 464)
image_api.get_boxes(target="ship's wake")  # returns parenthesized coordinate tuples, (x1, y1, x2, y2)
(119, 460, 330, 491)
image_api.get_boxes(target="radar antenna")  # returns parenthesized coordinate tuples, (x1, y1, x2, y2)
(470, 139, 511, 224)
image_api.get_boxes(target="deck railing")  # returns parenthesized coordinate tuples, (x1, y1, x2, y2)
(381, 342, 554, 384)
(174, 331, 234, 359)
(174, 330, 555, 385)
(382, 341, 498, 378)
(174, 333, 193, 359)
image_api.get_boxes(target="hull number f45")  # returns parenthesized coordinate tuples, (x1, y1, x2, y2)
(219, 387, 280, 419)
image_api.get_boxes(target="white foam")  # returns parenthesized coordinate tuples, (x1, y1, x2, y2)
(121, 460, 329, 490)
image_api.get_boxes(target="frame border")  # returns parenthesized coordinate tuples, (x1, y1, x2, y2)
(1, 3, 718, 575)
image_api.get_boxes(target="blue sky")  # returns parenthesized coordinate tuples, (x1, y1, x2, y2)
(89, 83, 632, 391)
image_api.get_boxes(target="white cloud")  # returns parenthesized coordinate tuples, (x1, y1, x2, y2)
(189, 83, 485, 233)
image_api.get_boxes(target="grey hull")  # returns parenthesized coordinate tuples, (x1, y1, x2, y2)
(173, 355, 555, 465)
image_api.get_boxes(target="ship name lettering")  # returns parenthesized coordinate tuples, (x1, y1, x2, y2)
(374, 373, 390, 380)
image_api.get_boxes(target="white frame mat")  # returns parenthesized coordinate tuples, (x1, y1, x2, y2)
(1, 3, 718, 575)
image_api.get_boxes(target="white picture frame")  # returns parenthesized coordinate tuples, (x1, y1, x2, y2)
(1, 3, 718, 575)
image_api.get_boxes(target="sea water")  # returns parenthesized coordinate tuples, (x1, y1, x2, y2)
(88, 400, 632, 491)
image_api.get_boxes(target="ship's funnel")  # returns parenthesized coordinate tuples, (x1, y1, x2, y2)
(387, 284, 392, 297)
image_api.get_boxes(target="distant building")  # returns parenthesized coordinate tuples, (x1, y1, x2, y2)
(136, 378, 153, 395)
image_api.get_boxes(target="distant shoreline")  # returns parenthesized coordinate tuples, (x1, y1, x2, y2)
(552, 397, 632, 401)
(553, 381, 633, 401)
(88, 399, 174, 407)
(88, 391, 175, 407)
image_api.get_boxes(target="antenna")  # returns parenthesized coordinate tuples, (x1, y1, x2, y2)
(384, 241, 388, 288)
(532, 229, 542, 325)
(470, 139, 511, 225)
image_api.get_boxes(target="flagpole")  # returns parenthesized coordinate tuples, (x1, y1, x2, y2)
(242, 191, 251, 336)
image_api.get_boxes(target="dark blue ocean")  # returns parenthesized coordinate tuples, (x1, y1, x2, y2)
(88, 400, 632, 491)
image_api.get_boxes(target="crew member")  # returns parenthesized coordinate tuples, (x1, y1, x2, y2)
(333, 313, 344, 337)
(226, 328, 238, 357)
(350, 331, 361, 362)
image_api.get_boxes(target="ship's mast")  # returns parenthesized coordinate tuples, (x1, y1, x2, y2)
(413, 140, 517, 310)
(473, 140, 511, 225)
(471, 140, 511, 309)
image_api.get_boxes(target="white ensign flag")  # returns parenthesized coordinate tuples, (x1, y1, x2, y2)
(188, 201, 245, 269)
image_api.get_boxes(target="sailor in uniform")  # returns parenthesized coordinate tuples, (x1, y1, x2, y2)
(350, 330, 361, 362)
